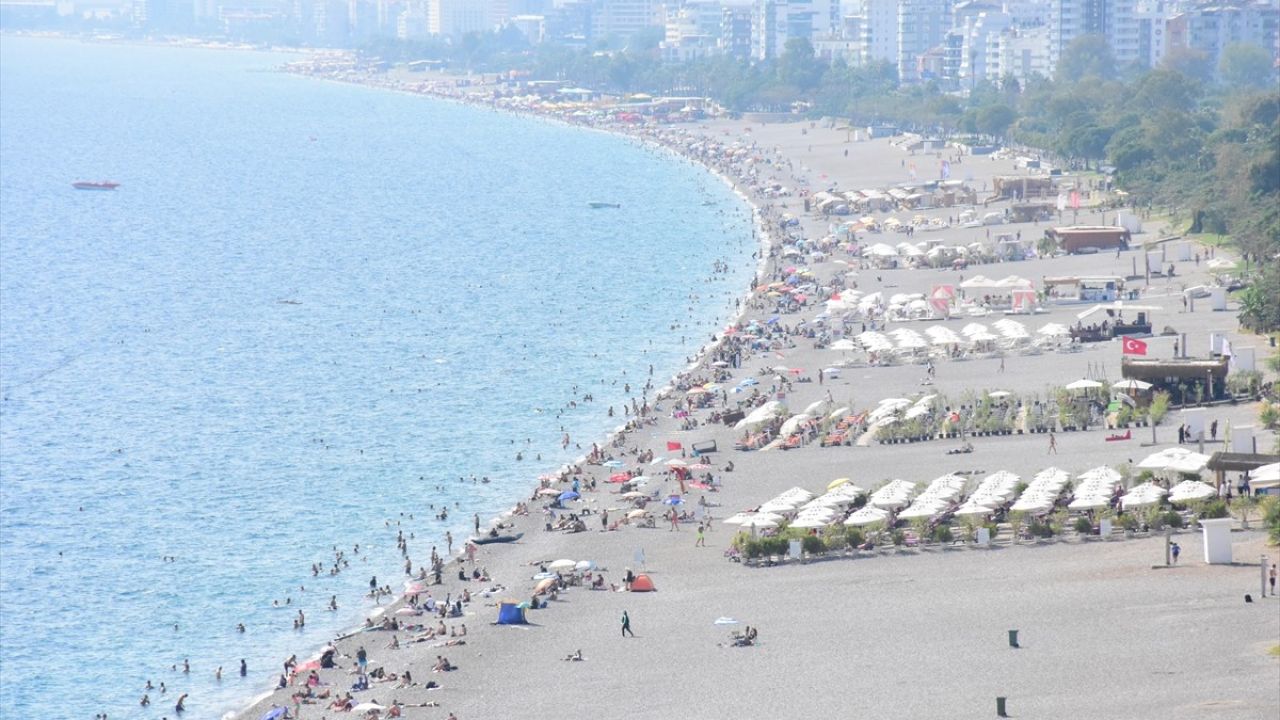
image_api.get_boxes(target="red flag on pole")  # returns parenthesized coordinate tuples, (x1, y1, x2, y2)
(1121, 337, 1148, 355)
(666, 441, 683, 451)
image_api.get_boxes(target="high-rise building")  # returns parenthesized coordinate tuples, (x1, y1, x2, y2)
(752, 0, 838, 58)
(1048, 0, 1139, 72)
(859, 0, 897, 64)
(897, 0, 950, 80)
(428, 0, 490, 36)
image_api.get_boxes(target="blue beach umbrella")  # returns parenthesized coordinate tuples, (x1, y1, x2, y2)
(558, 490, 580, 502)
(602, 460, 625, 469)
(259, 708, 287, 720)
(663, 495, 683, 505)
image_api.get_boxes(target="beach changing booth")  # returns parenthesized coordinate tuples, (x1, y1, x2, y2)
(630, 574, 656, 592)
(497, 601, 528, 625)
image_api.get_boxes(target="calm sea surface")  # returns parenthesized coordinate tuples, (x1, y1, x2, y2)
(0, 36, 755, 718)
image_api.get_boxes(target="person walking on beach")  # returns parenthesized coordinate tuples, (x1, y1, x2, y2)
(621, 610, 634, 637)
(1170, 542, 1181, 565)
(1048, 431, 1058, 454)
(696, 524, 706, 547)
(357, 646, 368, 673)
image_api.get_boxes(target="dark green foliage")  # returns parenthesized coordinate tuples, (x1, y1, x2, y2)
(1201, 500, 1231, 519)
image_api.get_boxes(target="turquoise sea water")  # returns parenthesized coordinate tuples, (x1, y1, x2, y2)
(0, 37, 755, 718)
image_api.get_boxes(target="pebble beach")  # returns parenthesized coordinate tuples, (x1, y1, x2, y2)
(234, 67, 1280, 720)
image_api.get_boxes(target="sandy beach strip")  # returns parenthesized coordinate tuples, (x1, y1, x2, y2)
(234, 70, 1280, 720)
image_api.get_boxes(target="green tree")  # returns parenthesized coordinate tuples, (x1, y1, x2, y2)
(1057, 35, 1117, 82)
(975, 104, 1017, 137)
(1161, 47, 1214, 84)
(1219, 43, 1275, 89)
(778, 38, 823, 92)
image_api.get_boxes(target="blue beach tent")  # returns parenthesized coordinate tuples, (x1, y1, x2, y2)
(497, 601, 528, 625)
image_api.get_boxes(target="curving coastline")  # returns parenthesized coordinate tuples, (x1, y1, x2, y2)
(226, 60, 1280, 720)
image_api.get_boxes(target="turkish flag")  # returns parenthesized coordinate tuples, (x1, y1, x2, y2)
(666, 441, 683, 451)
(1121, 337, 1148, 355)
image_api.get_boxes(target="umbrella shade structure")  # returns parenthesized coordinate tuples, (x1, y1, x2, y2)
(621, 491, 646, 499)
(1168, 480, 1216, 503)
(1113, 379, 1153, 391)
(1121, 482, 1167, 510)
(260, 708, 288, 720)
(1067, 496, 1112, 510)
(953, 501, 994, 517)
(778, 413, 813, 437)
(1037, 322, 1071, 337)
(737, 516, 779, 529)
(626, 509, 648, 520)
(1065, 379, 1103, 391)
(558, 491, 580, 502)
(1169, 452, 1211, 474)
(790, 516, 831, 528)
(1138, 447, 1204, 472)
(602, 460, 626, 469)
(830, 339, 858, 351)
(536, 487, 560, 496)
(663, 495, 684, 505)
(828, 477, 852, 491)
(1252, 462, 1280, 490)
(988, 390, 1012, 398)
(548, 559, 577, 572)
(713, 616, 740, 626)
(845, 506, 890, 526)
(723, 512, 783, 525)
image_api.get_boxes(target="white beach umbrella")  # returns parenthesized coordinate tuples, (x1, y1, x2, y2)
(778, 413, 812, 437)
(1067, 495, 1111, 510)
(954, 501, 994, 517)
(789, 516, 831, 529)
(844, 506, 890, 526)
(1168, 452, 1211, 474)
(1121, 483, 1167, 510)
(1252, 462, 1280, 489)
(1037, 322, 1071, 337)
(1113, 378, 1152, 391)
(830, 339, 858, 351)
(1010, 495, 1055, 513)
(737, 516, 779, 529)
(1065, 379, 1103, 391)
(1137, 447, 1194, 471)
(803, 400, 828, 416)
(548, 559, 577, 572)
(1168, 480, 1216, 503)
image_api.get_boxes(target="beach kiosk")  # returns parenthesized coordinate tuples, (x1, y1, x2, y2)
(1198, 518, 1235, 564)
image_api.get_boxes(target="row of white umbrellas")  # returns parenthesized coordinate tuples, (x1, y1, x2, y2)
(1010, 467, 1070, 513)
(1067, 465, 1123, 509)
(898, 474, 967, 519)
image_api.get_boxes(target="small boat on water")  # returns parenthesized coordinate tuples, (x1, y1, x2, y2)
(470, 532, 523, 545)
(588, 202, 620, 209)
(72, 181, 120, 191)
